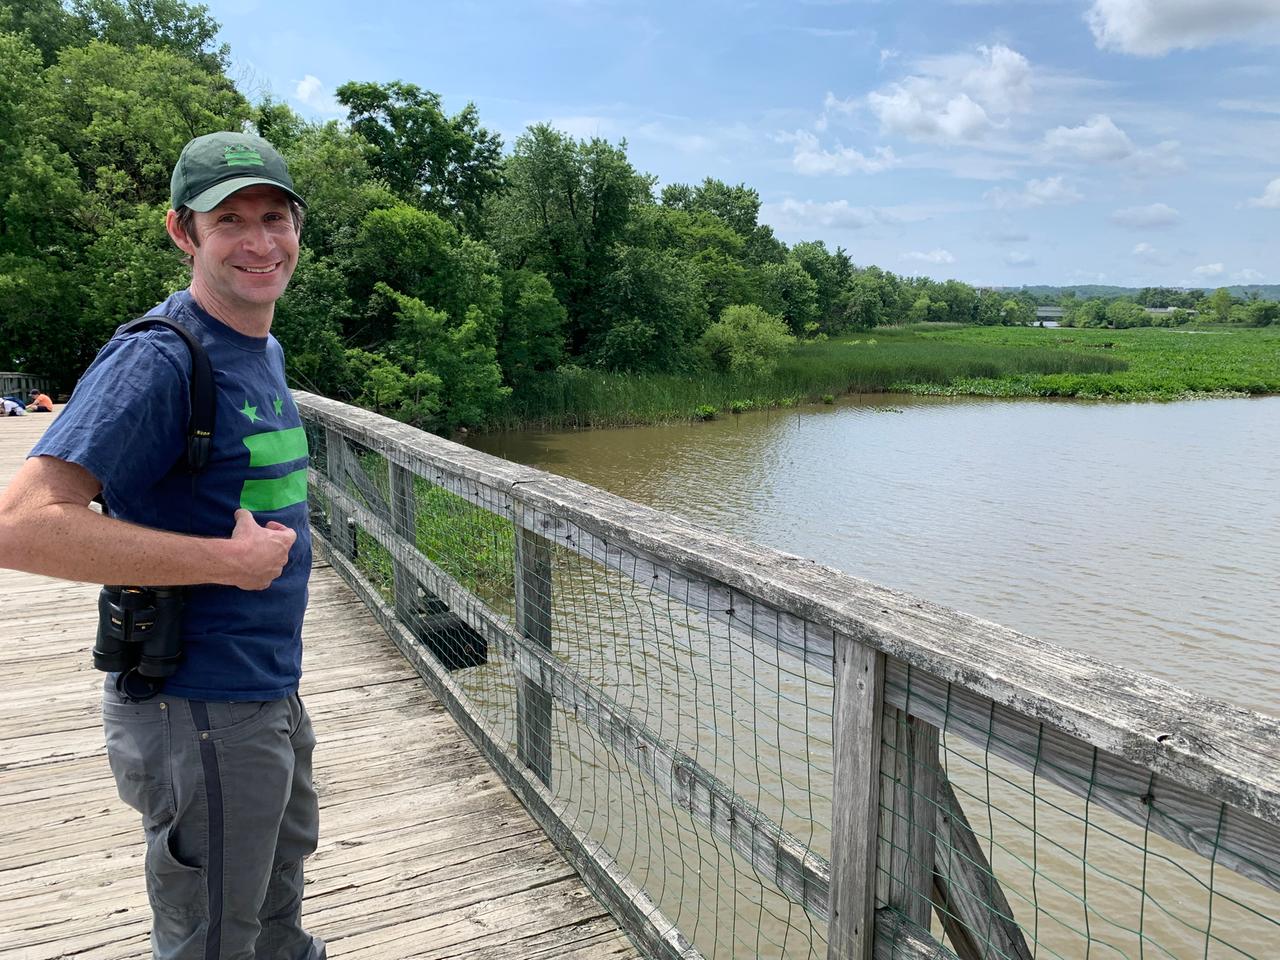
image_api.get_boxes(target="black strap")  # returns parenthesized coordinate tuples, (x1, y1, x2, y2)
(114, 317, 216, 473)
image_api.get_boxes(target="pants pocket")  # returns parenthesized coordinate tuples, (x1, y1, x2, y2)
(102, 699, 174, 826)
(146, 821, 208, 920)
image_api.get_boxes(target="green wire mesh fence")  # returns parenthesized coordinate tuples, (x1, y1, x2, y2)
(302, 402, 1280, 960)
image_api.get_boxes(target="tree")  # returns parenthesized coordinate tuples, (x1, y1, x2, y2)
(1106, 299, 1146, 329)
(46, 40, 249, 209)
(71, 0, 230, 72)
(755, 261, 819, 335)
(1207, 287, 1235, 323)
(497, 269, 566, 389)
(661, 178, 760, 237)
(336, 80, 503, 234)
(378, 283, 510, 431)
(487, 124, 655, 354)
(590, 247, 707, 371)
(699, 304, 795, 377)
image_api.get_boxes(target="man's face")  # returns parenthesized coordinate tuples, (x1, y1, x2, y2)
(171, 184, 300, 317)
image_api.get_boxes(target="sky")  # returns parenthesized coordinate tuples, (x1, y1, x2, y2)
(209, 0, 1280, 289)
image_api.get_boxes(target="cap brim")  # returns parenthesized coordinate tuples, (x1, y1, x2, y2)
(184, 176, 307, 212)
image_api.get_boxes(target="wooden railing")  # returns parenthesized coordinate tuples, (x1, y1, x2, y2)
(0, 372, 51, 399)
(297, 391, 1280, 960)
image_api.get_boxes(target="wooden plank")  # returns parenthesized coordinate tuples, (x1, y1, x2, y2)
(877, 711, 940, 931)
(324, 427, 357, 558)
(296, 393, 1280, 838)
(931, 770, 1033, 960)
(828, 637, 885, 960)
(390, 462, 419, 622)
(514, 506, 554, 787)
(315, 533, 701, 960)
(872, 908, 960, 960)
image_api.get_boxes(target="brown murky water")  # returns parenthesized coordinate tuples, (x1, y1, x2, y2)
(473, 394, 1279, 715)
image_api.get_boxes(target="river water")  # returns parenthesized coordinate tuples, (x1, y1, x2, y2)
(473, 394, 1279, 715)
(468, 394, 1280, 957)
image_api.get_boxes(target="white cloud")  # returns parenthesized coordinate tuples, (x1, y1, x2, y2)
(1110, 202, 1181, 228)
(762, 198, 883, 231)
(1132, 242, 1169, 264)
(1087, 0, 1280, 57)
(1192, 262, 1225, 277)
(1247, 178, 1280, 208)
(1005, 251, 1036, 267)
(904, 248, 957, 264)
(293, 75, 343, 116)
(1130, 140, 1187, 175)
(867, 43, 1032, 143)
(986, 175, 1083, 208)
(787, 130, 896, 175)
(1043, 114, 1134, 161)
(1233, 268, 1265, 281)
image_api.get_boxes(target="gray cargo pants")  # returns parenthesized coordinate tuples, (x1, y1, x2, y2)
(103, 680, 326, 959)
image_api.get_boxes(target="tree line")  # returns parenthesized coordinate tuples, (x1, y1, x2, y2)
(2, 0, 1042, 431)
(1058, 286, 1279, 329)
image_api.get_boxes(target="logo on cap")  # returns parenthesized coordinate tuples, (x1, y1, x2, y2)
(223, 145, 265, 168)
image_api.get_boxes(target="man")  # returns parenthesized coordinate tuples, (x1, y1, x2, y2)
(0, 132, 324, 959)
(26, 389, 53, 412)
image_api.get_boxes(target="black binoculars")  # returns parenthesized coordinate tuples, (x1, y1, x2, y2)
(94, 586, 184, 698)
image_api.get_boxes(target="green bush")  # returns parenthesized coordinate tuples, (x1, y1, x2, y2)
(698, 304, 796, 377)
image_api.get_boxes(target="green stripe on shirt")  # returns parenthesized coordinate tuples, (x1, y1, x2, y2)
(243, 427, 308, 467)
(240, 468, 308, 512)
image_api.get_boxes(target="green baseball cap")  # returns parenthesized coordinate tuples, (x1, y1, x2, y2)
(170, 131, 306, 212)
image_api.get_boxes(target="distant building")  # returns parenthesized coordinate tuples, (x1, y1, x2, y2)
(1143, 306, 1198, 316)
(1035, 306, 1065, 319)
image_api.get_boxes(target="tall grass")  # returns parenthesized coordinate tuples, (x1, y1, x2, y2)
(497, 328, 1126, 430)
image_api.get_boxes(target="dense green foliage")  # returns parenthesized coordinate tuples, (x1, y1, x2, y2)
(2, 2, 1270, 435)
(905, 326, 1280, 401)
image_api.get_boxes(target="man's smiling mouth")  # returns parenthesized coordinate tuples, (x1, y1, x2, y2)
(235, 264, 279, 274)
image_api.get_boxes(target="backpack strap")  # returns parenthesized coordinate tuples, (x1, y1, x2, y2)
(114, 317, 216, 473)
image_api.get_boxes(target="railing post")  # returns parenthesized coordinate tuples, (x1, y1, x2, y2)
(389, 463, 419, 624)
(514, 506, 554, 787)
(324, 428, 357, 559)
(828, 635, 886, 960)
(877, 708, 940, 930)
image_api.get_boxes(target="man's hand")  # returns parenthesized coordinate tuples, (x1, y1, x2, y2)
(228, 508, 296, 590)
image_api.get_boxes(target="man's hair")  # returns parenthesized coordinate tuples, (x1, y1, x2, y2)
(175, 199, 306, 263)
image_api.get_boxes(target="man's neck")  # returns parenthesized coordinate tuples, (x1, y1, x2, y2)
(187, 281, 273, 338)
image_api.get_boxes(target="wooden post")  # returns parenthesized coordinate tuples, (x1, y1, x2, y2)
(325, 428, 357, 559)
(389, 463, 419, 625)
(877, 709, 941, 930)
(932, 769, 1033, 960)
(514, 508, 554, 788)
(828, 634, 886, 960)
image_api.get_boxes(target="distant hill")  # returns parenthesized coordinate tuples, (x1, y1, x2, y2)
(1012, 284, 1280, 302)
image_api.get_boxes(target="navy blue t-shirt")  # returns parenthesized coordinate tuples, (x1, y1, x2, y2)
(32, 290, 312, 700)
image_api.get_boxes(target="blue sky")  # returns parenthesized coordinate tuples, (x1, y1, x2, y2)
(211, 0, 1280, 288)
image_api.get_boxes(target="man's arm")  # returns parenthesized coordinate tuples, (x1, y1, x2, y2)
(0, 455, 295, 590)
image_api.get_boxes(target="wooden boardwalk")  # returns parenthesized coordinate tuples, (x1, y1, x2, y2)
(0, 412, 638, 960)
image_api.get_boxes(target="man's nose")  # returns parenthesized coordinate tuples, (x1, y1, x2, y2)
(241, 222, 273, 254)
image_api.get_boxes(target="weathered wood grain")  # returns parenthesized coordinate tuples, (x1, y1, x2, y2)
(828, 637, 885, 960)
(931, 768, 1033, 960)
(515, 506, 555, 787)
(877, 711, 940, 930)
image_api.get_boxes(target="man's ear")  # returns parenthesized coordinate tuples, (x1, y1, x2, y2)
(165, 209, 196, 255)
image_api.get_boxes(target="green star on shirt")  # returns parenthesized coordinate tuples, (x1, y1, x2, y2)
(273, 395, 284, 416)
(239, 400, 261, 423)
